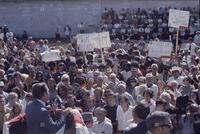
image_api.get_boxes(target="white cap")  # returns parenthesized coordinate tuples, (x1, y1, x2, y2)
(0, 81, 4, 87)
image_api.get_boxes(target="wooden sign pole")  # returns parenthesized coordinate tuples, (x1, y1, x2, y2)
(100, 48, 105, 64)
(83, 51, 87, 65)
(175, 28, 179, 54)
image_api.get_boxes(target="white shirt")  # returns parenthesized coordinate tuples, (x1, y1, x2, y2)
(76, 124, 89, 134)
(116, 105, 133, 131)
(144, 84, 158, 100)
(126, 122, 137, 131)
(141, 99, 156, 114)
(6, 32, 13, 42)
(167, 76, 184, 86)
(92, 119, 113, 134)
(174, 89, 182, 99)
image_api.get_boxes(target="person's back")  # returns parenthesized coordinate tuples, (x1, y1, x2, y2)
(25, 83, 66, 134)
(125, 121, 147, 134)
(26, 100, 50, 134)
(125, 103, 149, 134)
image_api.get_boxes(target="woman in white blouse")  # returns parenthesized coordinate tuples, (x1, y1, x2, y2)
(116, 94, 133, 134)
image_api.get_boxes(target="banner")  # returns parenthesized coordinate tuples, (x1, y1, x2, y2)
(168, 9, 190, 28)
(99, 32, 111, 48)
(148, 41, 173, 57)
(77, 32, 111, 51)
(77, 33, 95, 52)
(41, 49, 61, 62)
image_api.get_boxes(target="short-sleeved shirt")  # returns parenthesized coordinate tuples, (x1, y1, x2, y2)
(116, 105, 133, 131)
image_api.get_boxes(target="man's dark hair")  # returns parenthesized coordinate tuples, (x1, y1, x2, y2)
(156, 98, 167, 106)
(32, 82, 48, 99)
(134, 103, 150, 120)
(143, 89, 154, 98)
(146, 111, 170, 131)
(131, 61, 139, 68)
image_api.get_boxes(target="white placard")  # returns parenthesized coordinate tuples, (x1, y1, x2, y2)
(148, 41, 173, 57)
(77, 32, 111, 51)
(180, 43, 190, 51)
(77, 33, 94, 51)
(99, 32, 111, 48)
(89, 32, 100, 49)
(168, 9, 190, 28)
(41, 49, 61, 62)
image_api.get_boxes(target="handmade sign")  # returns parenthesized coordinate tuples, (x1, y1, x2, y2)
(41, 49, 61, 62)
(148, 41, 173, 57)
(168, 9, 190, 28)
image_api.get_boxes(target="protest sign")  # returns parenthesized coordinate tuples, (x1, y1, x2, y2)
(180, 43, 190, 51)
(168, 9, 190, 28)
(168, 9, 190, 54)
(41, 49, 61, 62)
(148, 41, 173, 58)
(77, 33, 94, 52)
(77, 32, 111, 51)
(99, 32, 111, 48)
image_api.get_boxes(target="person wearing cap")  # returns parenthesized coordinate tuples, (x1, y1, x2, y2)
(146, 111, 172, 134)
(92, 107, 113, 134)
(82, 112, 94, 134)
(167, 66, 184, 86)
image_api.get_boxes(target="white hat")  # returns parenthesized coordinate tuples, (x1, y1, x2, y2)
(170, 66, 182, 72)
(0, 81, 4, 87)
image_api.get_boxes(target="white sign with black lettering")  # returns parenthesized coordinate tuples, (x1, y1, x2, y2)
(148, 41, 173, 57)
(168, 9, 190, 28)
(77, 32, 111, 51)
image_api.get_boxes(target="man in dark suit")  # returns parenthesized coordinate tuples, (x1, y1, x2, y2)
(125, 103, 150, 134)
(26, 82, 68, 134)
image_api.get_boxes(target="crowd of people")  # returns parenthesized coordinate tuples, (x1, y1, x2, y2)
(100, 7, 199, 41)
(0, 5, 200, 134)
